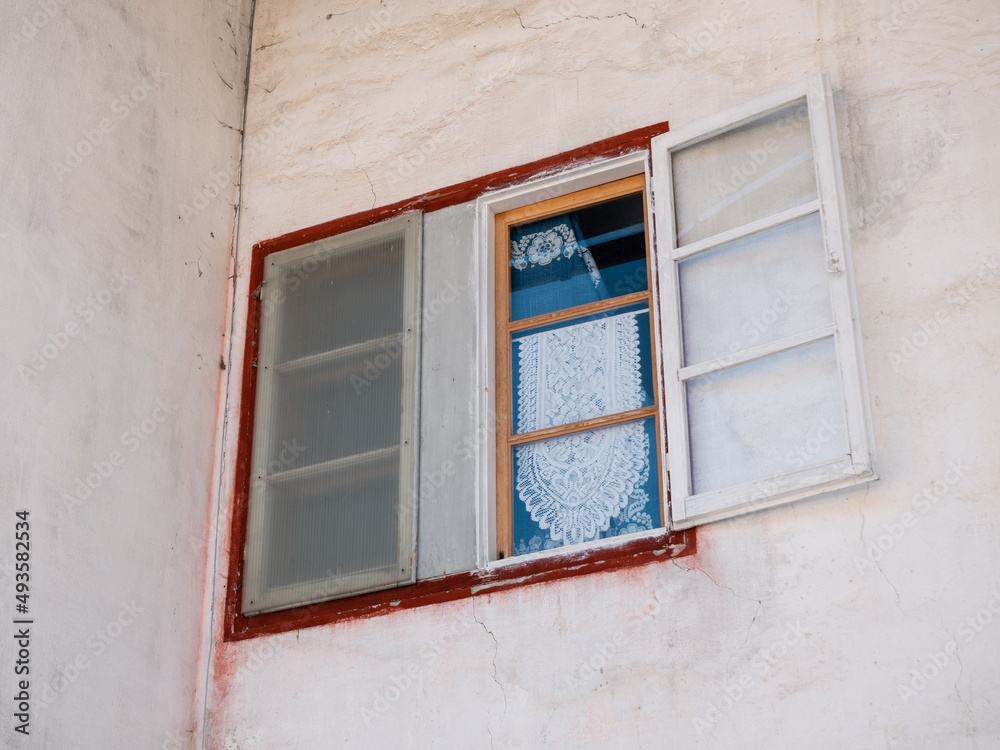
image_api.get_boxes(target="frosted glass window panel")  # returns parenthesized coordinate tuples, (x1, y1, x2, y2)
(652, 74, 877, 528)
(266, 347, 402, 470)
(511, 306, 655, 434)
(259, 457, 400, 591)
(271, 235, 404, 364)
(678, 214, 833, 366)
(686, 339, 847, 495)
(244, 214, 420, 615)
(672, 102, 818, 246)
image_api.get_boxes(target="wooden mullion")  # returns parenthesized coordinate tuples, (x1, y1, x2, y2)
(506, 290, 650, 334)
(508, 406, 658, 447)
(500, 174, 646, 229)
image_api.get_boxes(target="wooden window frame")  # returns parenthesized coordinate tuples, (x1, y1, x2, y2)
(493, 174, 665, 559)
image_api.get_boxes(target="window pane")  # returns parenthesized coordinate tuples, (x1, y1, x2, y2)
(686, 338, 847, 495)
(259, 455, 400, 591)
(678, 213, 833, 366)
(509, 192, 647, 321)
(672, 101, 817, 246)
(272, 235, 404, 363)
(511, 304, 655, 434)
(511, 417, 661, 555)
(267, 345, 402, 470)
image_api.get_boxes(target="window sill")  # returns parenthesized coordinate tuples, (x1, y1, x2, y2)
(224, 526, 695, 641)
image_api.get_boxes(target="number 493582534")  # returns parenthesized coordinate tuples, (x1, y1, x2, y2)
(15, 510, 30, 613)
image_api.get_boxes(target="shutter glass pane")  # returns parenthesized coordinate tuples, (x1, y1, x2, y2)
(269, 345, 402, 467)
(263, 454, 399, 589)
(275, 243, 403, 362)
(678, 213, 833, 366)
(511, 304, 655, 434)
(243, 215, 418, 615)
(509, 192, 647, 321)
(685, 338, 847, 495)
(672, 102, 817, 246)
(511, 417, 661, 555)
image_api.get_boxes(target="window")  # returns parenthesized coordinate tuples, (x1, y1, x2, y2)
(493, 175, 664, 559)
(484, 72, 875, 558)
(241, 214, 421, 615)
(228, 73, 873, 632)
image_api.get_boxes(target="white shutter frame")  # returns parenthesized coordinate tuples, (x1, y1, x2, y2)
(651, 74, 876, 529)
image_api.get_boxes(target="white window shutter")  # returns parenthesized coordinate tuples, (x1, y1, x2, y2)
(651, 74, 876, 529)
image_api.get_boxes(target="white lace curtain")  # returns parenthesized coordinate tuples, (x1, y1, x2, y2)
(514, 309, 652, 547)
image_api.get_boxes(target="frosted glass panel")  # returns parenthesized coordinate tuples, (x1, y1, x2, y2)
(271, 237, 404, 363)
(243, 214, 419, 615)
(511, 305, 654, 434)
(267, 347, 402, 469)
(686, 338, 847, 495)
(672, 101, 817, 245)
(678, 214, 832, 366)
(261, 456, 400, 590)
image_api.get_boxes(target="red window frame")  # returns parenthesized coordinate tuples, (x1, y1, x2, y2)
(225, 121, 695, 641)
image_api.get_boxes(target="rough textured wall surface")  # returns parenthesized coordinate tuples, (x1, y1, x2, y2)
(211, 0, 1000, 748)
(0, 1, 251, 747)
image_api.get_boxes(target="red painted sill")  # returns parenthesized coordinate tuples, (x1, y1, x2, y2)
(226, 529, 694, 641)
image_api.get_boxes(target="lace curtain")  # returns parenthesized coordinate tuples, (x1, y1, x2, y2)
(509, 219, 658, 552)
(508, 216, 609, 320)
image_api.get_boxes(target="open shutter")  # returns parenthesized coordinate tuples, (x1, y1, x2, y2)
(651, 74, 875, 529)
(243, 213, 421, 614)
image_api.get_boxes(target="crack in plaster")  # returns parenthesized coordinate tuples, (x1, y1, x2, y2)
(472, 597, 507, 750)
(252, 79, 283, 95)
(215, 116, 243, 135)
(513, 8, 643, 30)
(214, 61, 234, 90)
(346, 142, 377, 209)
(945, 629, 973, 720)
(729, 597, 763, 680)
(672, 559, 749, 602)
(672, 561, 763, 680)
(856, 487, 917, 622)
(255, 37, 288, 52)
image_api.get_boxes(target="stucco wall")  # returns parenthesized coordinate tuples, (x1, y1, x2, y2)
(210, 1, 1000, 748)
(0, 1, 251, 747)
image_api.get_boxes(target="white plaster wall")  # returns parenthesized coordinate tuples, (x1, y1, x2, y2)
(0, 1, 251, 747)
(211, 0, 1000, 747)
